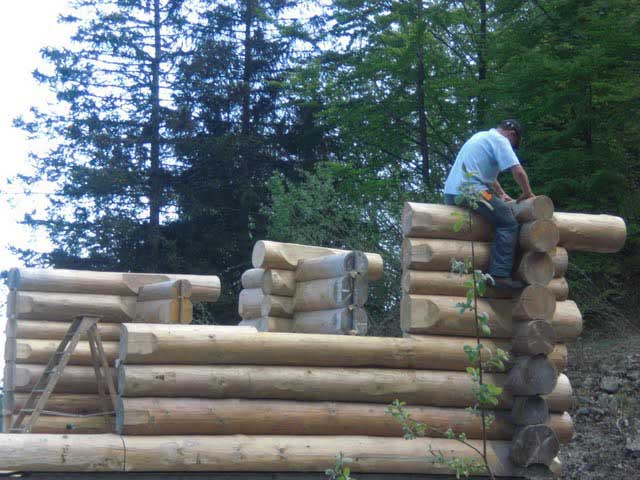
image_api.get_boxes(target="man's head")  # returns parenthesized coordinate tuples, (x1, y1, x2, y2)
(497, 119, 522, 151)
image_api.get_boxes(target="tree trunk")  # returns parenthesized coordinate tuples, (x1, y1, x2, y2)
(415, 0, 430, 194)
(477, 0, 487, 128)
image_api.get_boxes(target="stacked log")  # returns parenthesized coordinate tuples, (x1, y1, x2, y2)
(401, 198, 626, 473)
(3, 268, 221, 433)
(239, 242, 383, 334)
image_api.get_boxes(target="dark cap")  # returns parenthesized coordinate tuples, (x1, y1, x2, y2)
(498, 119, 522, 149)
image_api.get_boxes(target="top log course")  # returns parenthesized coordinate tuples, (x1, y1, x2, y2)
(7, 268, 221, 302)
(118, 323, 566, 372)
(402, 202, 626, 253)
(252, 241, 383, 281)
(0, 433, 527, 476)
(241, 269, 297, 296)
(295, 251, 369, 282)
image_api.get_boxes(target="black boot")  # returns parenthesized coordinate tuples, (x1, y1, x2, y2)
(491, 276, 526, 290)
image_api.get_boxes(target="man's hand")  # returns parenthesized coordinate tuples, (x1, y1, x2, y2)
(516, 192, 535, 203)
(500, 193, 514, 202)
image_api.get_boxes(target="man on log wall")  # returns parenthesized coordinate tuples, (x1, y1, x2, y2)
(443, 119, 535, 289)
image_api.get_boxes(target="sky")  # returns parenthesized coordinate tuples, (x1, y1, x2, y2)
(1, 0, 72, 379)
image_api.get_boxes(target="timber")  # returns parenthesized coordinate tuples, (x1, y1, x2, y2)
(17, 415, 111, 434)
(510, 425, 561, 468)
(293, 276, 362, 312)
(510, 396, 550, 426)
(118, 324, 566, 371)
(11, 291, 137, 323)
(134, 298, 193, 324)
(7, 268, 221, 302)
(511, 320, 557, 356)
(241, 269, 265, 289)
(238, 288, 264, 319)
(8, 320, 122, 341)
(137, 280, 191, 301)
(12, 339, 119, 366)
(115, 397, 573, 443)
(400, 295, 582, 342)
(401, 202, 492, 240)
(506, 355, 559, 396)
(9, 393, 106, 415)
(251, 240, 383, 281)
(14, 364, 117, 394)
(238, 317, 294, 332)
(551, 247, 569, 277)
(518, 220, 559, 252)
(295, 251, 368, 282)
(0, 434, 521, 476)
(515, 252, 554, 286)
(117, 364, 572, 412)
(292, 308, 368, 335)
(553, 212, 627, 253)
(512, 285, 556, 320)
(261, 295, 294, 318)
(402, 237, 491, 271)
(402, 268, 566, 300)
(262, 269, 296, 296)
(507, 196, 554, 223)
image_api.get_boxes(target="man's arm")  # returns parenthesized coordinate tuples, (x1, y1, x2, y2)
(492, 181, 513, 202)
(511, 165, 535, 202)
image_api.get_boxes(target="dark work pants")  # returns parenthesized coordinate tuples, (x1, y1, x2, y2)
(444, 193, 519, 278)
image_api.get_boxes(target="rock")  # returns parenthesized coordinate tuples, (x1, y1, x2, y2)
(577, 407, 591, 416)
(626, 435, 640, 454)
(600, 376, 621, 393)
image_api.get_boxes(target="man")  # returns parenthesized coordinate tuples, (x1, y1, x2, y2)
(443, 119, 535, 289)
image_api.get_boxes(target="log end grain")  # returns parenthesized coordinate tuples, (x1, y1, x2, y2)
(510, 424, 560, 468)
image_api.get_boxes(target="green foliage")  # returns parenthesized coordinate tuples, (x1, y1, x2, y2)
(325, 452, 354, 480)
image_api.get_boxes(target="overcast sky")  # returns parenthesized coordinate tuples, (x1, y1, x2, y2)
(1, 0, 72, 379)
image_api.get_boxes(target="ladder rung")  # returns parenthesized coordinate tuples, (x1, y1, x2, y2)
(32, 389, 47, 393)
(9, 428, 27, 433)
(19, 408, 35, 413)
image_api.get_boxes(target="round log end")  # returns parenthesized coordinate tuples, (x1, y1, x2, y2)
(510, 424, 560, 468)
(507, 354, 559, 396)
(7, 268, 20, 289)
(514, 285, 557, 320)
(524, 220, 560, 252)
(352, 308, 368, 335)
(353, 251, 369, 275)
(251, 240, 268, 268)
(512, 320, 557, 356)
(530, 196, 554, 221)
(510, 395, 550, 426)
(401, 203, 416, 237)
(517, 252, 554, 285)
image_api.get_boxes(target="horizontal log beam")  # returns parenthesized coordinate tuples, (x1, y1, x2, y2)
(11, 339, 119, 366)
(6, 320, 122, 341)
(13, 364, 117, 394)
(553, 212, 627, 253)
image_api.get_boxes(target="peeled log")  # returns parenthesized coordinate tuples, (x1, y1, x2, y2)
(261, 295, 294, 318)
(508, 196, 554, 223)
(118, 323, 566, 371)
(551, 247, 569, 277)
(553, 211, 627, 253)
(511, 424, 560, 468)
(512, 285, 556, 320)
(241, 269, 265, 289)
(262, 269, 296, 296)
(115, 397, 571, 443)
(510, 396, 550, 426)
(137, 280, 191, 301)
(134, 298, 192, 324)
(18, 415, 111, 434)
(0, 434, 519, 476)
(295, 251, 368, 282)
(12, 291, 137, 323)
(512, 320, 557, 356)
(238, 317, 293, 333)
(506, 355, 558, 396)
(118, 364, 571, 412)
(401, 202, 492, 240)
(515, 252, 554, 286)
(548, 277, 569, 301)
(8, 320, 121, 341)
(400, 294, 582, 342)
(14, 364, 117, 394)
(293, 308, 368, 335)
(294, 276, 358, 312)
(11, 339, 119, 366)
(10, 393, 106, 415)
(518, 220, 559, 252)
(251, 240, 383, 281)
(7, 268, 220, 302)
(238, 288, 264, 319)
(402, 237, 490, 271)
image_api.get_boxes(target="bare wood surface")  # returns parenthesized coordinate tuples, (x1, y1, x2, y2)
(550, 247, 569, 277)
(12, 339, 119, 366)
(294, 276, 354, 312)
(548, 277, 569, 301)
(401, 202, 493, 240)
(402, 237, 491, 271)
(134, 298, 192, 324)
(8, 320, 122, 341)
(512, 285, 556, 320)
(400, 295, 582, 342)
(13, 364, 117, 394)
(252, 240, 383, 281)
(7, 268, 221, 302)
(506, 355, 559, 396)
(553, 211, 627, 253)
(507, 196, 554, 223)
(262, 270, 296, 296)
(510, 425, 561, 468)
(518, 220, 559, 252)
(238, 289, 264, 319)
(238, 317, 294, 333)
(295, 252, 368, 282)
(241, 269, 265, 289)
(510, 396, 550, 426)
(17, 415, 111, 434)
(261, 295, 295, 318)
(115, 397, 573, 443)
(511, 320, 557, 356)
(137, 280, 191, 302)
(291, 308, 367, 335)
(117, 364, 572, 412)
(9, 393, 106, 415)
(515, 251, 554, 285)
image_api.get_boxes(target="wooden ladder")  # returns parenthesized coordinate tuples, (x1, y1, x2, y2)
(9, 315, 118, 433)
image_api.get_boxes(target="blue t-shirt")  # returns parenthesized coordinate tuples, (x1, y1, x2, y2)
(444, 129, 520, 195)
